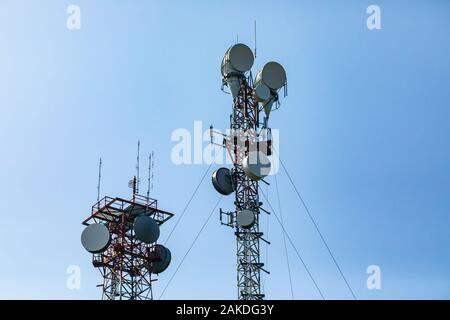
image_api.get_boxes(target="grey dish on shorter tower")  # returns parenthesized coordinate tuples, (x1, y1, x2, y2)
(133, 215, 160, 244)
(81, 223, 111, 254)
(150, 244, 172, 274)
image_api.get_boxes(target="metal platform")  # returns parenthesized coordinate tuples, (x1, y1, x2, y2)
(82, 194, 173, 226)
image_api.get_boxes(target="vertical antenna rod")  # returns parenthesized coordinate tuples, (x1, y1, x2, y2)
(151, 151, 155, 194)
(97, 157, 102, 202)
(147, 153, 151, 198)
(254, 20, 257, 58)
(136, 140, 140, 194)
(147, 151, 154, 199)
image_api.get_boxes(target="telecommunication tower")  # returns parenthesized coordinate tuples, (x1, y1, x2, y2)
(210, 43, 287, 300)
(81, 150, 174, 300)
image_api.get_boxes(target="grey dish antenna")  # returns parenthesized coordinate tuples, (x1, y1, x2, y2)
(236, 209, 256, 229)
(221, 43, 254, 99)
(242, 151, 271, 181)
(133, 216, 160, 244)
(212, 167, 234, 195)
(254, 61, 287, 117)
(81, 223, 111, 254)
(150, 244, 171, 274)
(255, 61, 286, 91)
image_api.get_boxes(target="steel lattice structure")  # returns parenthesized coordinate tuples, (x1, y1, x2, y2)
(82, 193, 173, 300)
(219, 77, 271, 300)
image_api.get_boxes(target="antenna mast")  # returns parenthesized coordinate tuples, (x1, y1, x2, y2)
(147, 151, 154, 199)
(136, 140, 140, 194)
(254, 20, 257, 58)
(97, 157, 102, 203)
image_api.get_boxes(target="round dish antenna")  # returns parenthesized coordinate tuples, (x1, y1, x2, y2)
(81, 223, 111, 254)
(236, 209, 256, 229)
(242, 151, 271, 181)
(254, 61, 286, 91)
(133, 216, 160, 244)
(221, 43, 254, 99)
(212, 167, 234, 195)
(254, 62, 286, 117)
(150, 244, 172, 274)
(221, 43, 254, 76)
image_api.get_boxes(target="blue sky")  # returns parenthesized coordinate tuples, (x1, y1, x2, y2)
(0, 0, 449, 299)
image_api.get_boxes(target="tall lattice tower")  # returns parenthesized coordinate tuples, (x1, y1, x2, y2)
(81, 156, 173, 300)
(211, 43, 287, 300)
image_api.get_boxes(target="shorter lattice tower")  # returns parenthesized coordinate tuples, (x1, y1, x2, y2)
(81, 149, 174, 300)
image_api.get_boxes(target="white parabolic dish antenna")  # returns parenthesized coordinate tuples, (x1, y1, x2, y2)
(255, 61, 287, 91)
(150, 244, 171, 274)
(133, 216, 160, 244)
(81, 223, 111, 254)
(242, 151, 271, 181)
(237, 209, 256, 229)
(212, 167, 234, 195)
(221, 43, 254, 76)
